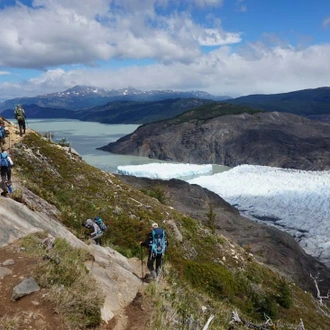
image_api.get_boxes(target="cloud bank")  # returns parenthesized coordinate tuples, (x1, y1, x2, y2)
(0, 0, 329, 100)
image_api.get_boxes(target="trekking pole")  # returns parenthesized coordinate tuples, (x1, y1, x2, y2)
(140, 245, 144, 279)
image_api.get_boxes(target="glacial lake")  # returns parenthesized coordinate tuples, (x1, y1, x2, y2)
(26, 118, 228, 177)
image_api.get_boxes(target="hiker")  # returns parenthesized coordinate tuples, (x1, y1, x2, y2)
(14, 104, 26, 136)
(83, 218, 103, 246)
(140, 222, 168, 279)
(0, 118, 6, 150)
(2, 149, 13, 183)
(0, 151, 13, 196)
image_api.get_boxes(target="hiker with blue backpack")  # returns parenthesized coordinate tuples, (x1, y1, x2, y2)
(83, 217, 106, 246)
(140, 222, 168, 279)
(0, 150, 13, 196)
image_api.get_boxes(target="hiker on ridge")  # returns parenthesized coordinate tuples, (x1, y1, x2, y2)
(14, 104, 26, 137)
(140, 222, 168, 279)
(0, 151, 13, 196)
(83, 218, 103, 246)
(0, 118, 7, 150)
(2, 149, 13, 183)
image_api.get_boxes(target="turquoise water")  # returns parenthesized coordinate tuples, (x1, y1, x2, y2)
(27, 119, 229, 176)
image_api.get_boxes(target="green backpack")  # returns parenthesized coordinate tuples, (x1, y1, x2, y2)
(15, 107, 24, 121)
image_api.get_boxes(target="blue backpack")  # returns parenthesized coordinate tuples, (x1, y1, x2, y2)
(93, 217, 107, 231)
(0, 152, 9, 167)
(0, 126, 5, 139)
(150, 228, 167, 256)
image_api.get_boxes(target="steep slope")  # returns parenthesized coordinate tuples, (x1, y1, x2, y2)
(101, 104, 330, 170)
(0, 198, 144, 330)
(1, 121, 330, 329)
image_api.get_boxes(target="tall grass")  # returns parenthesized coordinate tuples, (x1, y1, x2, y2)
(21, 233, 104, 329)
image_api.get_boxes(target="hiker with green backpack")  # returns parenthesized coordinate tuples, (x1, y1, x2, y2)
(140, 222, 168, 279)
(14, 105, 26, 137)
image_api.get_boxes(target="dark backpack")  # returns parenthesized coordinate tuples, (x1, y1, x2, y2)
(150, 228, 167, 256)
(93, 217, 107, 231)
(0, 152, 9, 167)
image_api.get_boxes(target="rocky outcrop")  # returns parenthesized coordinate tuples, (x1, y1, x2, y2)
(0, 192, 141, 323)
(103, 111, 330, 170)
(117, 175, 330, 294)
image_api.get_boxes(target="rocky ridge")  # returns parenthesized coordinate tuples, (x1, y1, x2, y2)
(102, 110, 330, 170)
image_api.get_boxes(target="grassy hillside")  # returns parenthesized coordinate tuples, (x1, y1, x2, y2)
(161, 102, 265, 125)
(10, 131, 330, 329)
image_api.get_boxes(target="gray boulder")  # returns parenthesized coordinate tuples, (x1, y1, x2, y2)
(11, 277, 40, 301)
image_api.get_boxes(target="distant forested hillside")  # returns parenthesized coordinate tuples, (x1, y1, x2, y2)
(224, 86, 330, 118)
(71, 98, 215, 124)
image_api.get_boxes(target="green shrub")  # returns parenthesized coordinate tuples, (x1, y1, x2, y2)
(141, 186, 169, 204)
(276, 279, 292, 308)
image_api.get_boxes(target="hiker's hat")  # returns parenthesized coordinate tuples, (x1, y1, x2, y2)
(152, 222, 158, 228)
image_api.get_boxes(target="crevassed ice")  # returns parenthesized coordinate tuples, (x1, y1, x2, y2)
(117, 163, 212, 180)
(117, 163, 330, 268)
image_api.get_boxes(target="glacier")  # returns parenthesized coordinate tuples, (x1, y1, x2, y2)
(117, 163, 330, 268)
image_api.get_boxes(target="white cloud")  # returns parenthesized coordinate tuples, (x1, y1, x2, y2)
(191, 0, 224, 7)
(197, 28, 241, 46)
(2, 41, 329, 99)
(0, 0, 234, 70)
(322, 17, 330, 29)
(0, 1, 330, 100)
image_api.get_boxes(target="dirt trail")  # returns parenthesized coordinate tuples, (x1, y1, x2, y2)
(103, 258, 154, 330)
(0, 243, 152, 330)
(2, 117, 30, 150)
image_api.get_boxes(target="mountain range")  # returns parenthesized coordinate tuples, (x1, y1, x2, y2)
(2, 85, 330, 123)
(0, 85, 228, 112)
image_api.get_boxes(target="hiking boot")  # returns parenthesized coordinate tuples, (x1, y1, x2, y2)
(144, 273, 155, 283)
(1, 191, 8, 197)
(151, 270, 157, 279)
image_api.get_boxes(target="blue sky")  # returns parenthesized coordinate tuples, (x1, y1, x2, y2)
(0, 0, 330, 102)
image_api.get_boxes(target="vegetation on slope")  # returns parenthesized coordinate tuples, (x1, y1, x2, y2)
(72, 98, 214, 124)
(10, 131, 330, 329)
(161, 102, 265, 125)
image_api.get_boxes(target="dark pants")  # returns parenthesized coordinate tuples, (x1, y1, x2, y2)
(18, 119, 26, 136)
(91, 232, 102, 246)
(1, 166, 8, 193)
(7, 167, 11, 183)
(147, 252, 163, 275)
